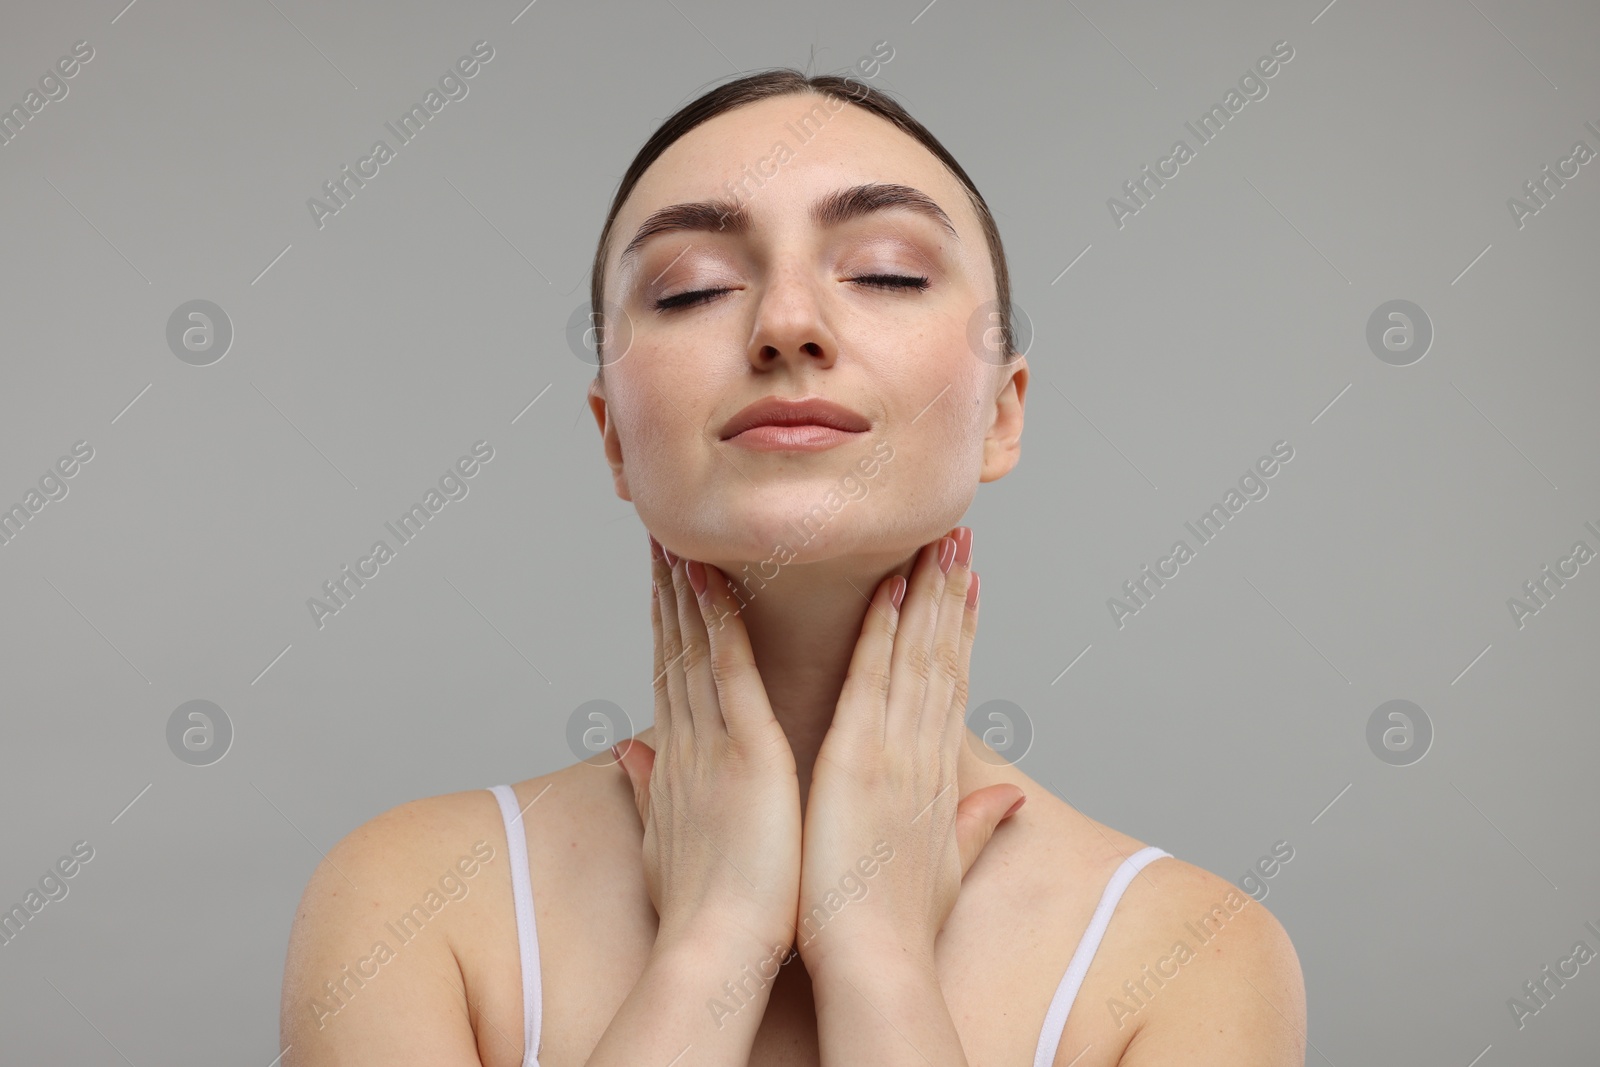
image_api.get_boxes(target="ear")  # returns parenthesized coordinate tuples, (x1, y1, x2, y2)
(588, 376, 633, 502)
(979, 355, 1027, 483)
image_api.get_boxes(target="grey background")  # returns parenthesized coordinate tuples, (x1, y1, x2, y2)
(1, 0, 1596, 1062)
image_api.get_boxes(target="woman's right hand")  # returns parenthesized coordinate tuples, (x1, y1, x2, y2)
(613, 532, 802, 962)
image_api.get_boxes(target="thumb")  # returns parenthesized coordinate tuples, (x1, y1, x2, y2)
(612, 737, 656, 827)
(955, 784, 1026, 878)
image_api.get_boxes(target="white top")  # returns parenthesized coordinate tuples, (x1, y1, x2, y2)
(488, 783, 1171, 1067)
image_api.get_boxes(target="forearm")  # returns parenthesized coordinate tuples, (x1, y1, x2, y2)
(812, 954, 970, 1067)
(583, 931, 786, 1067)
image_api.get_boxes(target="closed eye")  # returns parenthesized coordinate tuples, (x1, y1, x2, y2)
(652, 273, 931, 312)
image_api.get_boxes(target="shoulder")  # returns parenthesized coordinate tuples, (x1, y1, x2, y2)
(1089, 853, 1306, 1065)
(277, 781, 541, 1064)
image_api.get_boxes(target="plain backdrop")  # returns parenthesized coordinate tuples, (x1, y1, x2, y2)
(1, 0, 1597, 1062)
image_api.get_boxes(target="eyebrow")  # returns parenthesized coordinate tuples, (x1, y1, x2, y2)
(618, 182, 959, 267)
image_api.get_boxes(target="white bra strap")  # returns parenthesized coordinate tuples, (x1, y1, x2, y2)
(1032, 845, 1172, 1067)
(489, 784, 542, 1067)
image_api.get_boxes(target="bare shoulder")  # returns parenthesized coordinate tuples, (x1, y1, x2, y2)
(278, 781, 535, 1066)
(1086, 849, 1307, 1066)
(994, 790, 1302, 1066)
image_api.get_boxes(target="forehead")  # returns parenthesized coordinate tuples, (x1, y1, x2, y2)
(610, 93, 981, 263)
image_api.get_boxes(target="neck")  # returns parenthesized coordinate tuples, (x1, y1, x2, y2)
(696, 548, 1003, 809)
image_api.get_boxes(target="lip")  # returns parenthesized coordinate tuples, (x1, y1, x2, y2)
(718, 396, 871, 441)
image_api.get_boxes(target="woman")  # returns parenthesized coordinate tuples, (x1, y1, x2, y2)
(281, 68, 1306, 1066)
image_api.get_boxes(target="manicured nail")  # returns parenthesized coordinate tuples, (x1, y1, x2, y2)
(663, 546, 678, 567)
(609, 743, 622, 762)
(686, 559, 707, 598)
(966, 571, 980, 610)
(937, 536, 956, 574)
(648, 532, 663, 561)
(954, 527, 973, 568)
(890, 574, 907, 611)
(1003, 793, 1026, 819)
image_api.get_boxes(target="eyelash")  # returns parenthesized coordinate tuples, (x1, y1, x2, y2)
(652, 273, 931, 312)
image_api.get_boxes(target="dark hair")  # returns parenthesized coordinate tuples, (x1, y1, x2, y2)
(588, 67, 1015, 372)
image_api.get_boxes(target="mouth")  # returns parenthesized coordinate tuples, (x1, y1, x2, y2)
(718, 395, 872, 442)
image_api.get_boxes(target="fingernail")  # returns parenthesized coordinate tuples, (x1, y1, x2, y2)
(686, 559, 707, 598)
(890, 574, 907, 611)
(966, 571, 980, 610)
(937, 536, 956, 574)
(648, 532, 662, 561)
(663, 547, 679, 567)
(954, 527, 973, 568)
(609, 743, 622, 762)
(1003, 794, 1026, 819)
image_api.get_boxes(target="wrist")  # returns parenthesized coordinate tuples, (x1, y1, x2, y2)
(799, 932, 936, 986)
(651, 922, 796, 984)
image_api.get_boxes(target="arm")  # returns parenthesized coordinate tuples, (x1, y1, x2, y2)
(280, 794, 787, 1067)
(583, 928, 789, 1065)
(811, 948, 972, 1066)
(279, 798, 491, 1066)
(1111, 872, 1307, 1067)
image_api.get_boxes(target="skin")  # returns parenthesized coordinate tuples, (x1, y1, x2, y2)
(279, 91, 1306, 1067)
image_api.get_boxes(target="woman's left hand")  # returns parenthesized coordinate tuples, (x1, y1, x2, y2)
(795, 526, 1025, 977)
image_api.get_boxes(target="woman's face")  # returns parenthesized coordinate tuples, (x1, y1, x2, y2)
(588, 92, 1027, 568)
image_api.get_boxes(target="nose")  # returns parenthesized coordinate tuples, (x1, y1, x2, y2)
(745, 264, 839, 371)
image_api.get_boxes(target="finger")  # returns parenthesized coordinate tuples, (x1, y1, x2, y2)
(672, 555, 725, 735)
(833, 571, 905, 747)
(885, 535, 953, 747)
(922, 527, 974, 742)
(956, 784, 1024, 879)
(650, 535, 693, 747)
(648, 537, 674, 751)
(692, 560, 773, 743)
(944, 568, 980, 770)
(613, 737, 656, 827)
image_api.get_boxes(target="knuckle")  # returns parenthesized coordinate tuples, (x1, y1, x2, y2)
(845, 661, 893, 702)
(932, 641, 962, 682)
(678, 632, 709, 674)
(905, 644, 933, 682)
(708, 647, 742, 691)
